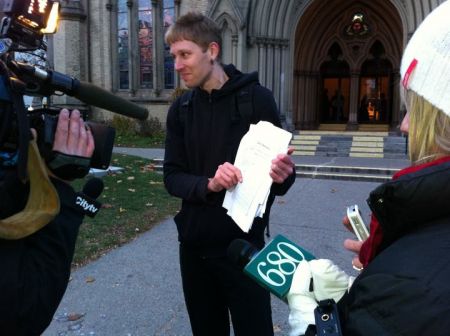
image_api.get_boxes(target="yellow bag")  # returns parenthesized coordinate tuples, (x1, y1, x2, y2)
(0, 138, 60, 239)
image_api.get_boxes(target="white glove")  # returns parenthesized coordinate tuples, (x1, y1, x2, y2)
(286, 259, 354, 336)
(287, 260, 317, 336)
(309, 259, 354, 302)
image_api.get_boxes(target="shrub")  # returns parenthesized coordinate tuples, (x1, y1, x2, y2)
(111, 115, 137, 136)
(137, 116, 163, 137)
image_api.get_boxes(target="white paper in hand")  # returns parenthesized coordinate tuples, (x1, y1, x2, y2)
(222, 121, 292, 232)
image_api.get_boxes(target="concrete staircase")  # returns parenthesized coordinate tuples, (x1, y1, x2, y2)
(148, 158, 399, 183)
(294, 164, 398, 183)
(291, 129, 407, 159)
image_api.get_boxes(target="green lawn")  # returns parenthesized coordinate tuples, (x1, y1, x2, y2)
(71, 153, 180, 267)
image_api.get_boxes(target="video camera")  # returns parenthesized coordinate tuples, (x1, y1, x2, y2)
(0, 0, 149, 179)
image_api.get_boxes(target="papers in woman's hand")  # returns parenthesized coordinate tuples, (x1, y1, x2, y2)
(222, 121, 292, 232)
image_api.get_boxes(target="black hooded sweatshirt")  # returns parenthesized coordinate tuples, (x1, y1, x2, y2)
(164, 64, 295, 256)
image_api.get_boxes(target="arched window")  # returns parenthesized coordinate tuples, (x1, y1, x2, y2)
(116, 0, 176, 92)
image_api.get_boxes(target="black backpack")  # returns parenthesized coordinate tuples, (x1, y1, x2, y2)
(177, 81, 258, 126)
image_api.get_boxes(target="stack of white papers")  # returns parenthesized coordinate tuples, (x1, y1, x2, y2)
(222, 121, 292, 232)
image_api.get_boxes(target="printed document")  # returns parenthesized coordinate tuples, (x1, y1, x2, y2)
(223, 121, 292, 232)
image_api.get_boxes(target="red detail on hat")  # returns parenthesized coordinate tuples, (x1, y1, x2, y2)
(402, 58, 418, 89)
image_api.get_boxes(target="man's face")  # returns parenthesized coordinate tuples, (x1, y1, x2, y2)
(170, 39, 213, 88)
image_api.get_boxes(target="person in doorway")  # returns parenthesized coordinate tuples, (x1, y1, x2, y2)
(288, 2, 450, 335)
(163, 12, 296, 336)
(331, 89, 344, 121)
(321, 88, 331, 121)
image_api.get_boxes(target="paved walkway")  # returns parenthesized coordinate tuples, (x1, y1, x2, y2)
(43, 148, 408, 336)
(112, 147, 409, 169)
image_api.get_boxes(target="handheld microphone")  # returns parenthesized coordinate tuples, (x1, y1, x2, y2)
(74, 177, 104, 217)
(9, 61, 149, 120)
(227, 234, 315, 301)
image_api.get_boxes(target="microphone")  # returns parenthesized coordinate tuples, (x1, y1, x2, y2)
(227, 234, 315, 301)
(9, 61, 149, 120)
(74, 177, 104, 217)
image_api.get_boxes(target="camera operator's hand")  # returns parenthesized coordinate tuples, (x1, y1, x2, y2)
(52, 109, 94, 158)
(46, 109, 95, 181)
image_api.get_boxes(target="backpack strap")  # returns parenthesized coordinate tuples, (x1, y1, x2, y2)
(234, 81, 258, 125)
(177, 89, 194, 126)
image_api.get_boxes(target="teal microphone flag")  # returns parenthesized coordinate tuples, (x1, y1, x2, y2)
(243, 234, 315, 300)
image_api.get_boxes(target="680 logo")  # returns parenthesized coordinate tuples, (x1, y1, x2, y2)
(257, 241, 308, 287)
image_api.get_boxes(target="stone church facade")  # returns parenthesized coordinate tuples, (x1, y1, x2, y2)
(50, 0, 446, 131)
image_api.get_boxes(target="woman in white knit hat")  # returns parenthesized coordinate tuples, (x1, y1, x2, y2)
(287, 1, 450, 335)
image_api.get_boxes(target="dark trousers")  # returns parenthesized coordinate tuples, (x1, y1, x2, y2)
(180, 244, 274, 336)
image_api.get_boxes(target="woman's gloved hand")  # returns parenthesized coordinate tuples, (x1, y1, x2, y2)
(286, 259, 354, 336)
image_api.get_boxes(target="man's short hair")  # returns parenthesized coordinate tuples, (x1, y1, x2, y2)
(165, 12, 222, 58)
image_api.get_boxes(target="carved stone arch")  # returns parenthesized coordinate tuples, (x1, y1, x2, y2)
(314, 40, 351, 71)
(292, 0, 404, 130)
(215, 12, 239, 64)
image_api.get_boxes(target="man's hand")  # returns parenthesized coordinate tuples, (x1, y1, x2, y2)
(207, 162, 242, 193)
(52, 109, 94, 158)
(270, 147, 295, 184)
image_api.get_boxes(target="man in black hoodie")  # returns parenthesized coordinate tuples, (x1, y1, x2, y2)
(164, 12, 296, 336)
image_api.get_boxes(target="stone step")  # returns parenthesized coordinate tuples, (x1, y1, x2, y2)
(290, 132, 407, 159)
(317, 123, 390, 132)
(149, 159, 399, 183)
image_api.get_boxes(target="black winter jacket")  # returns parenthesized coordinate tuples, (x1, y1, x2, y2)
(340, 158, 450, 335)
(164, 64, 295, 255)
(0, 173, 86, 335)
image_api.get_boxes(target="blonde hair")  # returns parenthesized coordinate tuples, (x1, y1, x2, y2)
(165, 12, 222, 60)
(405, 90, 450, 164)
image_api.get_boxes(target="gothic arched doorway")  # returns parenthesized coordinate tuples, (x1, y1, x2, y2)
(293, 0, 403, 130)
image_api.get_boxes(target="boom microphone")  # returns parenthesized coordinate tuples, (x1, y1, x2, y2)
(227, 234, 315, 301)
(9, 61, 149, 120)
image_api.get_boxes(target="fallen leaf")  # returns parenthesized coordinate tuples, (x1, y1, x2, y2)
(141, 164, 155, 172)
(117, 180, 123, 183)
(146, 203, 153, 207)
(119, 207, 126, 212)
(128, 188, 136, 192)
(67, 312, 85, 321)
(102, 203, 113, 209)
(85, 276, 95, 283)
(127, 176, 135, 180)
(330, 188, 337, 193)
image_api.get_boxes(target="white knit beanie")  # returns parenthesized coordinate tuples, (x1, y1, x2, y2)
(400, 0, 450, 117)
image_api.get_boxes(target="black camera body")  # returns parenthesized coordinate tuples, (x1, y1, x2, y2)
(28, 109, 115, 170)
(0, 0, 148, 177)
(0, 0, 119, 173)
(314, 299, 343, 336)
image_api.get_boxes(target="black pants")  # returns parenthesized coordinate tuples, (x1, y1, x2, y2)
(179, 244, 274, 336)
